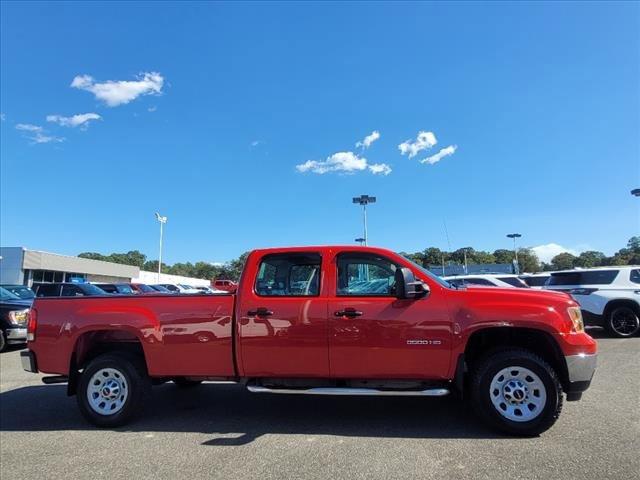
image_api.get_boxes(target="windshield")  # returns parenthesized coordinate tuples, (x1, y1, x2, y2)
(135, 284, 155, 293)
(0, 286, 22, 301)
(79, 283, 108, 295)
(4, 285, 35, 299)
(401, 256, 453, 288)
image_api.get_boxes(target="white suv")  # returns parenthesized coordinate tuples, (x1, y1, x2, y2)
(544, 266, 640, 337)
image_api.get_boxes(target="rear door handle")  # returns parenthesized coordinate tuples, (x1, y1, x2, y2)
(334, 308, 363, 318)
(248, 307, 274, 317)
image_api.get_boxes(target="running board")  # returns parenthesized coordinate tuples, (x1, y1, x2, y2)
(247, 386, 449, 397)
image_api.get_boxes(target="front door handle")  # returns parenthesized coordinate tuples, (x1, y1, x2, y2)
(248, 307, 274, 317)
(334, 308, 363, 318)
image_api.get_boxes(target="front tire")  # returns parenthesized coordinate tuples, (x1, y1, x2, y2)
(606, 306, 640, 338)
(471, 349, 562, 436)
(77, 352, 150, 427)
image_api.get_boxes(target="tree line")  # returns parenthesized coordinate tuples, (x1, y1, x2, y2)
(78, 237, 639, 280)
(401, 236, 639, 273)
(78, 251, 250, 281)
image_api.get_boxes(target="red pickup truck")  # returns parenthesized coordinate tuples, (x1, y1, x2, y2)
(21, 246, 597, 435)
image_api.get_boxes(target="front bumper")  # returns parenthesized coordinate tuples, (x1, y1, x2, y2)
(564, 353, 597, 398)
(5, 327, 27, 344)
(20, 350, 38, 373)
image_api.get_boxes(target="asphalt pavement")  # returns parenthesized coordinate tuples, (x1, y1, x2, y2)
(1, 328, 638, 480)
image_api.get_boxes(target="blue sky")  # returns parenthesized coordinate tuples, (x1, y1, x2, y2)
(1, 1, 638, 264)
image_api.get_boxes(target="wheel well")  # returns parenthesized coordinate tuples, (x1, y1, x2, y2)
(603, 299, 640, 319)
(67, 330, 147, 396)
(463, 327, 568, 390)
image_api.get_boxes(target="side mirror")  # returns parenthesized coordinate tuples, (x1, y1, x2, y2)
(395, 267, 430, 299)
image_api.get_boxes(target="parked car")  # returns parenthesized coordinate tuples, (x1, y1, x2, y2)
(0, 284, 36, 300)
(544, 266, 640, 337)
(22, 245, 596, 435)
(94, 283, 135, 295)
(129, 283, 160, 295)
(194, 286, 226, 294)
(33, 282, 107, 297)
(0, 286, 31, 352)
(520, 273, 552, 289)
(155, 283, 201, 294)
(149, 284, 174, 293)
(443, 274, 530, 288)
(213, 279, 238, 292)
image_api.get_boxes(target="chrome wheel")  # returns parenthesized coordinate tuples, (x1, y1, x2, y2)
(86, 368, 128, 416)
(609, 307, 640, 337)
(489, 366, 546, 422)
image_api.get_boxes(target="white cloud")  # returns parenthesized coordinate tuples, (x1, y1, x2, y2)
(420, 145, 457, 165)
(368, 163, 392, 175)
(531, 243, 579, 263)
(46, 113, 101, 129)
(398, 131, 437, 158)
(16, 123, 43, 132)
(31, 132, 65, 144)
(250, 140, 262, 147)
(356, 130, 380, 149)
(71, 72, 164, 107)
(296, 151, 391, 175)
(16, 123, 64, 144)
(147, 106, 157, 112)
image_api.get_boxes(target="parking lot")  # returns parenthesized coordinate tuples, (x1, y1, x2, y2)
(0, 329, 637, 480)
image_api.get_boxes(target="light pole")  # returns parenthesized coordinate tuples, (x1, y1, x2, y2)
(632, 188, 640, 197)
(352, 195, 376, 245)
(506, 233, 522, 266)
(155, 212, 167, 282)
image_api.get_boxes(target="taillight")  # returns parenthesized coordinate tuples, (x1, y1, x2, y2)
(27, 308, 37, 342)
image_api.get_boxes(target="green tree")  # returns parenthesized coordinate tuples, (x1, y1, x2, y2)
(551, 252, 577, 270)
(142, 260, 170, 272)
(492, 249, 514, 264)
(517, 248, 541, 273)
(226, 252, 250, 281)
(575, 251, 606, 268)
(78, 252, 108, 261)
(472, 250, 496, 264)
(422, 247, 446, 267)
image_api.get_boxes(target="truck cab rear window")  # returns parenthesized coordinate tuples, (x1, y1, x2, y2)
(255, 253, 321, 296)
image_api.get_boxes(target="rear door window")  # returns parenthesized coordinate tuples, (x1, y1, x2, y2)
(255, 253, 321, 296)
(630, 270, 640, 285)
(549, 270, 619, 286)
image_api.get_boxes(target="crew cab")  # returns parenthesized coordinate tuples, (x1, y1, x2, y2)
(21, 246, 597, 436)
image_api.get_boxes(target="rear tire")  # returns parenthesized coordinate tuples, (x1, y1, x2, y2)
(606, 306, 640, 338)
(471, 349, 562, 436)
(77, 352, 150, 427)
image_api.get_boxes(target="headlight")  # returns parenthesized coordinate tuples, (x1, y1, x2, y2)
(567, 306, 584, 333)
(7, 309, 29, 325)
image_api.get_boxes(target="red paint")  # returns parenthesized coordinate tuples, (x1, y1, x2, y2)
(28, 246, 597, 382)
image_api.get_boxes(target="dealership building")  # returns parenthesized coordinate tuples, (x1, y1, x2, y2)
(0, 247, 210, 287)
